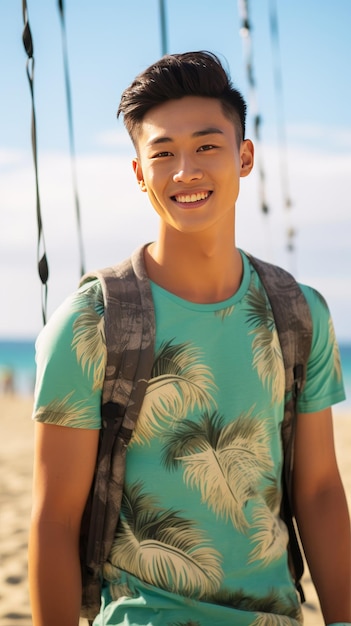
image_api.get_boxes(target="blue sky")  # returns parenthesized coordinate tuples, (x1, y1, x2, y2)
(0, 0, 350, 340)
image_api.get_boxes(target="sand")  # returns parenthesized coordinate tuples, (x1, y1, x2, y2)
(0, 394, 350, 626)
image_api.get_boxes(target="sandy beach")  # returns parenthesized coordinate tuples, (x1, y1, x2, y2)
(0, 394, 350, 626)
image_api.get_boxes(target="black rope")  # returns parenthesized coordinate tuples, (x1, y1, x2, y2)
(238, 0, 270, 218)
(22, 0, 49, 325)
(269, 0, 295, 255)
(57, 0, 86, 276)
(159, 0, 168, 56)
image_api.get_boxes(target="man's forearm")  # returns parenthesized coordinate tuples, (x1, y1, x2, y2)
(29, 519, 82, 626)
(295, 482, 351, 624)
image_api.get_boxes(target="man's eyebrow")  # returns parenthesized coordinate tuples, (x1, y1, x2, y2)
(146, 127, 224, 147)
(192, 127, 224, 138)
(146, 136, 173, 147)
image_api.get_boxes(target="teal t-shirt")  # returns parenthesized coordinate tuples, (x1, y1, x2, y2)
(33, 251, 345, 626)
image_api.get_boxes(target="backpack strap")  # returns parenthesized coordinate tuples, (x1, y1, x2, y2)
(248, 254, 313, 599)
(79, 245, 155, 620)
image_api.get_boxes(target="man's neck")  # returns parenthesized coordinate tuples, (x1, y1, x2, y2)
(144, 230, 243, 304)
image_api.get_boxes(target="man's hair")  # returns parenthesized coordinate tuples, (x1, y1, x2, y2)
(117, 51, 247, 146)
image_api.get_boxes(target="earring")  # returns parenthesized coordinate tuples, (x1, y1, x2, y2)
(139, 180, 146, 192)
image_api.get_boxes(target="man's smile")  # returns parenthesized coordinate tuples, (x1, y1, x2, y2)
(172, 191, 212, 204)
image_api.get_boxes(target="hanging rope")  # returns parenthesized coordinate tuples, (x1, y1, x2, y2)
(269, 0, 295, 256)
(238, 0, 270, 218)
(57, 0, 86, 276)
(159, 0, 168, 55)
(22, 0, 49, 325)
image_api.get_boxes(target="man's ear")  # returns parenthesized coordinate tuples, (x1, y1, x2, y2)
(133, 158, 147, 192)
(240, 139, 254, 178)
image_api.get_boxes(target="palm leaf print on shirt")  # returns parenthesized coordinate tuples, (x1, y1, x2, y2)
(102, 559, 131, 602)
(161, 410, 273, 532)
(211, 588, 301, 624)
(71, 282, 106, 391)
(214, 304, 235, 320)
(109, 482, 223, 598)
(310, 288, 343, 383)
(34, 391, 96, 428)
(329, 317, 343, 382)
(131, 340, 217, 445)
(244, 285, 285, 404)
(252, 613, 301, 626)
(249, 480, 288, 564)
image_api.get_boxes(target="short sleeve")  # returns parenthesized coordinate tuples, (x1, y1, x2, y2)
(297, 285, 345, 413)
(32, 280, 106, 429)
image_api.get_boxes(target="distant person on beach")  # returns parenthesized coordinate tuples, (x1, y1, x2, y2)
(29, 51, 350, 626)
(1, 367, 14, 394)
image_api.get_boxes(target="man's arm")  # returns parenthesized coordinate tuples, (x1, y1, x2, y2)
(29, 422, 100, 626)
(293, 407, 351, 625)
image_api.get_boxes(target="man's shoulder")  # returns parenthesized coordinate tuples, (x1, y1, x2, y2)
(245, 252, 327, 310)
(245, 253, 306, 305)
(38, 280, 101, 345)
(245, 252, 296, 281)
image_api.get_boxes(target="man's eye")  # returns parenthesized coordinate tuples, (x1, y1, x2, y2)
(198, 144, 215, 151)
(153, 151, 172, 158)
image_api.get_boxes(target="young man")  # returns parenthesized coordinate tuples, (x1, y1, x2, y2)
(29, 51, 350, 626)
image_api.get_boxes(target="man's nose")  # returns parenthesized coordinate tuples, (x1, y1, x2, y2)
(173, 156, 203, 183)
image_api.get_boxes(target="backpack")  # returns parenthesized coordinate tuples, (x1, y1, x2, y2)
(78, 245, 312, 623)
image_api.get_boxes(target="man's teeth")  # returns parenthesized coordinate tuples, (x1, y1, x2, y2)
(175, 192, 209, 203)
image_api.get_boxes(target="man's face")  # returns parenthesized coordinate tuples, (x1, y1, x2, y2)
(133, 96, 254, 236)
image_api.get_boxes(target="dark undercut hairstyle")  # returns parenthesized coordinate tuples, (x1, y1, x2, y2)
(117, 51, 247, 147)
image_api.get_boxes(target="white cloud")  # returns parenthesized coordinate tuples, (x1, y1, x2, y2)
(0, 148, 28, 167)
(95, 128, 134, 150)
(286, 123, 351, 151)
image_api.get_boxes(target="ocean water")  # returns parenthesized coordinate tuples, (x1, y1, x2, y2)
(0, 339, 36, 395)
(340, 343, 351, 409)
(0, 338, 351, 410)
